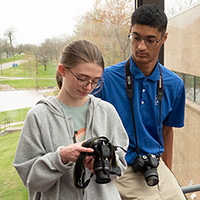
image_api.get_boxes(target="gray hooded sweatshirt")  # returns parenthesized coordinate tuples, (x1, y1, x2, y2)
(13, 95, 128, 200)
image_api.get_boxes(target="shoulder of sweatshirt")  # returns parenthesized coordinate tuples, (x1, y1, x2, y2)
(26, 96, 65, 120)
(89, 95, 117, 113)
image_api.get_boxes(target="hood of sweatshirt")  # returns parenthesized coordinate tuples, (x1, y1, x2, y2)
(36, 95, 102, 116)
(36, 96, 66, 118)
(35, 95, 102, 139)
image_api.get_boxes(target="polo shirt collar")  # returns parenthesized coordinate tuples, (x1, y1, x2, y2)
(130, 56, 160, 82)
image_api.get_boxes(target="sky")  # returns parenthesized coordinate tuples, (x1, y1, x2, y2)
(0, 0, 94, 45)
(1, 0, 200, 46)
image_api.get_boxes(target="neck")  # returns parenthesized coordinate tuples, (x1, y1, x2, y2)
(138, 64, 155, 77)
(56, 90, 89, 107)
(132, 55, 157, 77)
(133, 59, 157, 77)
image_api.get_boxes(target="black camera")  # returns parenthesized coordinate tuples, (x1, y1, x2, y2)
(131, 154, 159, 186)
(92, 137, 113, 183)
(74, 137, 122, 189)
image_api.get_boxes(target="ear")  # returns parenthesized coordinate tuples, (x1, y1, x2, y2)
(58, 64, 65, 77)
(162, 32, 168, 44)
(129, 25, 132, 34)
(129, 26, 133, 40)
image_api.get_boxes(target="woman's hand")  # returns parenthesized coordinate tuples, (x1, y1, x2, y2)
(60, 141, 94, 164)
(84, 156, 95, 173)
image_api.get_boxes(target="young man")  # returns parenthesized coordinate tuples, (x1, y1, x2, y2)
(94, 4, 186, 200)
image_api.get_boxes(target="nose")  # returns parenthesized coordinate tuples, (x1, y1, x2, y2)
(138, 39, 147, 50)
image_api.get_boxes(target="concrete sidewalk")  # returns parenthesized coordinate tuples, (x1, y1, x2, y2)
(0, 121, 24, 136)
(0, 60, 25, 70)
(9, 121, 24, 126)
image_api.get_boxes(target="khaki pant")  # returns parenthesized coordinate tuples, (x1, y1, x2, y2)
(115, 159, 186, 200)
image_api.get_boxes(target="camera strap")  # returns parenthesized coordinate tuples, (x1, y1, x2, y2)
(125, 59, 163, 157)
(74, 136, 123, 189)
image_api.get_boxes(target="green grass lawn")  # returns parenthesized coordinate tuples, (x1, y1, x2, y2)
(0, 61, 58, 199)
(0, 78, 57, 89)
(1, 63, 57, 78)
(0, 108, 30, 123)
(0, 55, 23, 64)
(0, 62, 58, 89)
(0, 132, 28, 200)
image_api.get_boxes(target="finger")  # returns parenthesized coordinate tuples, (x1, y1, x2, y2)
(79, 147, 94, 153)
(84, 156, 94, 164)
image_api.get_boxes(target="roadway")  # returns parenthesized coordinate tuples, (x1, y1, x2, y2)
(0, 60, 25, 70)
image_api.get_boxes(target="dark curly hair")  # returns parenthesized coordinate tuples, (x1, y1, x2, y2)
(131, 4, 167, 35)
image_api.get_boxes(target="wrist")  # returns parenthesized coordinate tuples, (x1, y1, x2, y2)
(57, 146, 69, 165)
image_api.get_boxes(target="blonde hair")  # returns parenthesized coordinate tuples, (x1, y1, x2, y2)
(56, 40, 104, 89)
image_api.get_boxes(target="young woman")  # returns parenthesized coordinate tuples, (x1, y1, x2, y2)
(13, 40, 128, 200)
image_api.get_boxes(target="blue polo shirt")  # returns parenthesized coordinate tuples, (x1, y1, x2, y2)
(94, 56, 185, 165)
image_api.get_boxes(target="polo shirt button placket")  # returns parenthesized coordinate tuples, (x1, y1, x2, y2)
(141, 79, 147, 105)
(141, 87, 146, 104)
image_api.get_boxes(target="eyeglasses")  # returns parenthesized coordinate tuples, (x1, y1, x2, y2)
(67, 67, 103, 90)
(129, 33, 163, 48)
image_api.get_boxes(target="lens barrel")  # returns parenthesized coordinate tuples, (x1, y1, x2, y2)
(144, 167, 159, 186)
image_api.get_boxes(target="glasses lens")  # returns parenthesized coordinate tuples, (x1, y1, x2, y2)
(77, 79, 88, 87)
(97, 78, 104, 87)
(92, 81, 104, 95)
(77, 79, 102, 89)
(130, 34, 161, 48)
(146, 40, 157, 47)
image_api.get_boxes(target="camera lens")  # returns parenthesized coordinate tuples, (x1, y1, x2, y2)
(95, 170, 111, 184)
(94, 158, 111, 184)
(144, 167, 159, 186)
(147, 175, 159, 186)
